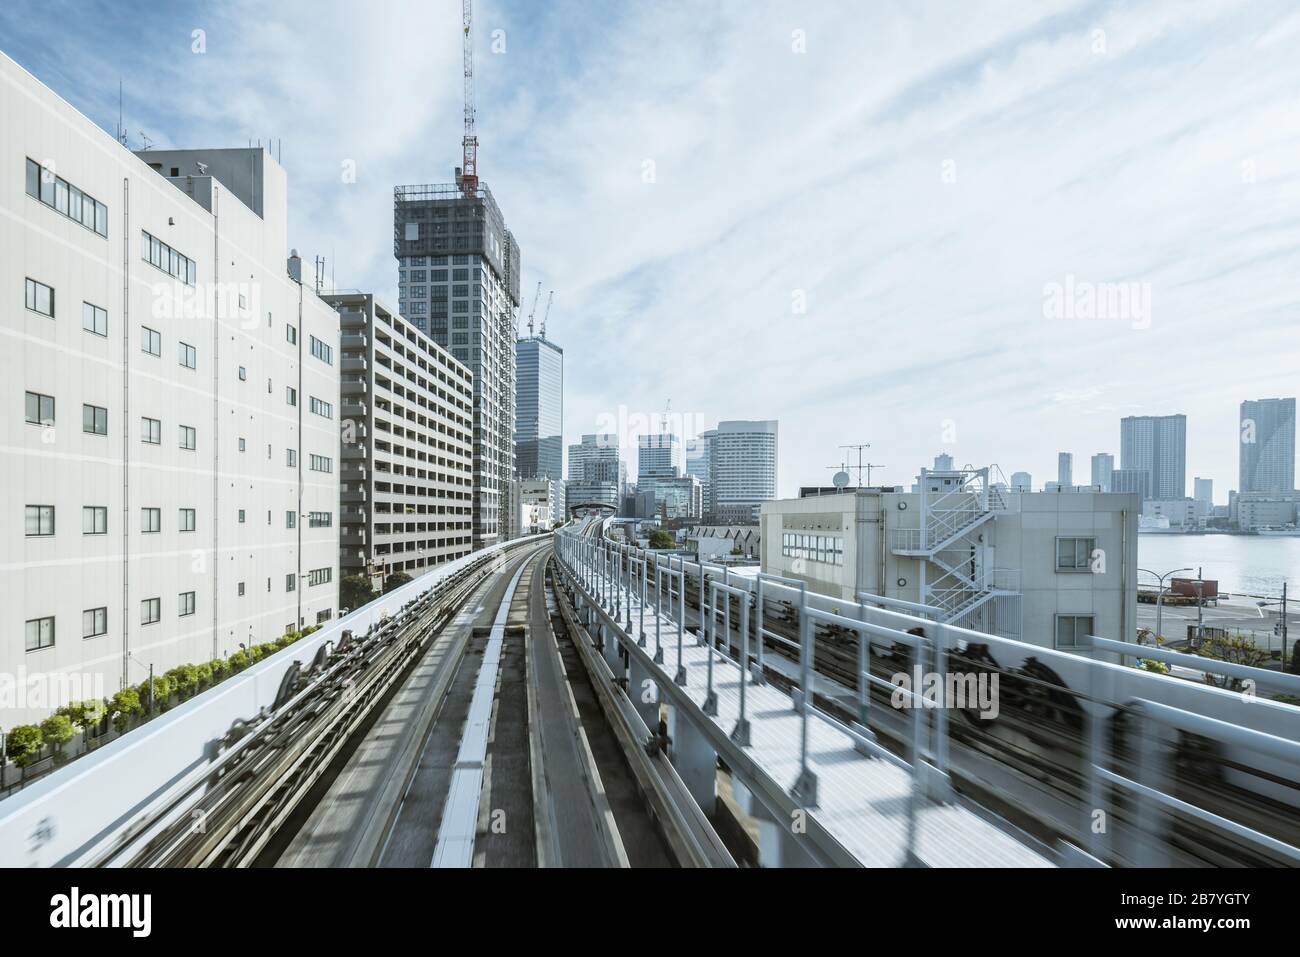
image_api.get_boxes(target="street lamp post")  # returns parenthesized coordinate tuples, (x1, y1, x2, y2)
(1139, 566, 1192, 644)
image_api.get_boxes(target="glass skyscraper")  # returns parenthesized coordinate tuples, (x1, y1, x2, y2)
(1120, 414, 1186, 501)
(1239, 397, 1296, 493)
(515, 335, 564, 481)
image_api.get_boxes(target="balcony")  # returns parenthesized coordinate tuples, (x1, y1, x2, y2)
(340, 529, 367, 547)
(341, 487, 367, 504)
(341, 332, 368, 350)
(341, 400, 368, 419)
(341, 507, 367, 525)
(341, 464, 368, 482)
(341, 377, 368, 396)
(339, 309, 366, 329)
(342, 444, 368, 460)
(342, 355, 368, 373)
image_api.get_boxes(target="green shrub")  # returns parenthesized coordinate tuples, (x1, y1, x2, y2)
(108, 688, 141, 733)
(210, 657, 231, 681)
(5, 724, 43, 766)
(229, 650, 250, 672)
(164, 665, 198, 700)
(58, 699, 105, 731)
(193, 661, 213, 689)
(39, 714, 74, 762)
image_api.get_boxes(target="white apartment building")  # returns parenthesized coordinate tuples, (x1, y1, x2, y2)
(2, 54, 338, 723)
(704, 420, 778, 524)
(322, 293, 474, 589)
(760, 466, 1139, 654)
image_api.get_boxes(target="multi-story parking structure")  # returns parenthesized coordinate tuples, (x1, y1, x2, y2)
(323, 292, 474, 589)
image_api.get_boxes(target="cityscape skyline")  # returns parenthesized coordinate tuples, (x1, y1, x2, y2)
(4, 1, 1299, 498)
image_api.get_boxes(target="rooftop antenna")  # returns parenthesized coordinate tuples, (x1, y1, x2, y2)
(839, 443, 875, 488)
(138, 131, 152, 151)
(540, 290, 553, 338)
(117, 80, 124, 146)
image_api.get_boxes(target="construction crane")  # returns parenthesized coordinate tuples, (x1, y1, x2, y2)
(525, 281, 541, 337)
(539, 290, 554, 338)
(459, 0, 478, 194)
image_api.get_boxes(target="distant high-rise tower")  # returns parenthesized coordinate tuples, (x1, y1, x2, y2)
(394, 181, 521, 547)
(1010, 471, 1032, 492)
(1194, 476, 1213, 505)
(706, 420, 778, 524)
(1091, 453, 1114, 491)
(515, 333, 563, 482)
(1057, 452, 1073, 488)
(934, 452, 954, 471)
(1120, 414, 1186, 500)
(638, 433, 683, 486)
(1239, 398, 1296, 493)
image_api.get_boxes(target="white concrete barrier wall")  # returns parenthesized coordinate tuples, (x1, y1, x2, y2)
(0, 534, 548, 867)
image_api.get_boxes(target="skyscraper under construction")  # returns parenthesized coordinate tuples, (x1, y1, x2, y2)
(395, 182, 520, 547)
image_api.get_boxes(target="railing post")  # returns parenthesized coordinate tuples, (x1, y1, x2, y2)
(675, 562, 687, 686)
(1087, 659, 1106, 862)
(653, 566, 664, 664)
(696, 557, 708, 646)
(731, 593, 752, 746)
(637, 557, 646, 647)
(1135, 705, 1169, 867)
(791, 585, 818, 807)
(930, 624, 952, 801)
(703, 581, 719, 716)
(904, 635, 925, 867)
(753, 575, 767, 685)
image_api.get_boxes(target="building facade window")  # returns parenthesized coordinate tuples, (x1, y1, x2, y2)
(140, 230, 195, 285)
(25, 505, 55, 536)
(178, 591, 196, 617)
(82, 506, 108, 535)
(286, 448, 297, 467)
(286, 324, 297, 344)
(27, 158, 107, 236)
(286, 573, 296, 592)
(141, 507, 161, 533)
(1055, 614, 1095, 649)
(179, 507, 196, 532)
(26, 616, 55, 651)
(307, 567, 332, 587)
(1055, 537, 1097, 572)
(141, 417, 161, 444)
(25, 277, 54, 317)
(286, 510, 296, 528)
(178, 341, 196, 369)
(308, 511, 333, 528)
(25, 391, 55, 426)
(310, 336, 333, 364)
(141, 326, 161, 356)
(141, 597, 161, 625)
(286, 386, 297, 406)
(83, 607, 108, 639)
(179, 424, 196, 450)
(83, 404, 108, 435)
(309, 396, 333, 418)
(83, 302, 108, 336)
(309, 454, 332, 473)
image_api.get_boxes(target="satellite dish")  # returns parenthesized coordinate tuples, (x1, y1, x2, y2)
(832, 471, 850, 488)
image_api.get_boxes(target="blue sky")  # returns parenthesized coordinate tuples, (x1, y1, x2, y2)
(3, 0, 1299, 498)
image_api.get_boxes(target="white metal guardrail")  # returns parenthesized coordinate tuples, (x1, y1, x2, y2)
(557, 523, 1300, 866)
